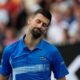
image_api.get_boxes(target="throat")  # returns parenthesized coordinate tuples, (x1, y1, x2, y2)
(24, 36, 40, 50)
(29, 39, 36, 50)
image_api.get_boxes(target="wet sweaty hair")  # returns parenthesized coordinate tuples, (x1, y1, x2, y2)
(33, 9, 52, 25)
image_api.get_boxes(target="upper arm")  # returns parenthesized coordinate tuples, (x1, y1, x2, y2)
(0, 47, 12, 77)
(51, 47, 69, 79)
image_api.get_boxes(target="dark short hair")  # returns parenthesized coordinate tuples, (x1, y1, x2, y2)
(34, 9, 52, 25)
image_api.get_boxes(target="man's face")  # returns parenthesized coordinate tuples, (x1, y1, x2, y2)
(28, 13, 50, 39)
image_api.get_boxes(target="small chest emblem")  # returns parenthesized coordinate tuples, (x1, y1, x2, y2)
(40, 56, 46, 61)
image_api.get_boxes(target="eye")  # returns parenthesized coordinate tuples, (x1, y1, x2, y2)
(36, 19, 41, 23)
(43, 23, 48, 28)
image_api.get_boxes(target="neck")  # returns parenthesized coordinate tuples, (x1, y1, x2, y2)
(24, 29, 41, 50)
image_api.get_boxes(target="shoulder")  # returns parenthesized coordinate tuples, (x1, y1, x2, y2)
(42, 39, 61, 61)
(42, 39, 58, 52)
(3, 39, 20, 56)
(5, 40, 20, 50)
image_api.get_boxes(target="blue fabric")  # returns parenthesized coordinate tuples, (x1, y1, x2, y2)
(0, 35, 69, 80)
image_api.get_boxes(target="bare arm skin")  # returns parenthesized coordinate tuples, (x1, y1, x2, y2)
(58, 77, 66, 80)
(0, 75, 9, 80)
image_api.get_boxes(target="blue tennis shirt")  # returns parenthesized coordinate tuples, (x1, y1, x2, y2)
(0, 35, 69, 80)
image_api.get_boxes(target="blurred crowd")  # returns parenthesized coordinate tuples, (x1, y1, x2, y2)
(0, 0, 80, 54)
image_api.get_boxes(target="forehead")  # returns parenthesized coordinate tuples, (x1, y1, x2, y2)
(33, 13, 50, 24)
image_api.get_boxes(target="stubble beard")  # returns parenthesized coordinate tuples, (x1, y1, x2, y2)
(31, 27, 43, 39)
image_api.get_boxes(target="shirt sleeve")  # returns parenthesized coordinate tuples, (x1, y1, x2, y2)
(51, 47, 69, 79)
(0, 47, 12, 76)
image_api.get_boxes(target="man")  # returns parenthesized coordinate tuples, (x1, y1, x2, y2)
(0, 9, 69, 80)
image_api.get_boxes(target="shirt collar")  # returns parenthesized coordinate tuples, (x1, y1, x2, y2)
(19, 35, 44, 52)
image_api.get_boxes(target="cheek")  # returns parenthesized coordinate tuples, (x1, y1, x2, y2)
(42, 26, 48, 30)
(41, 27, 47, 33)
(30, 21, 38, 27)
